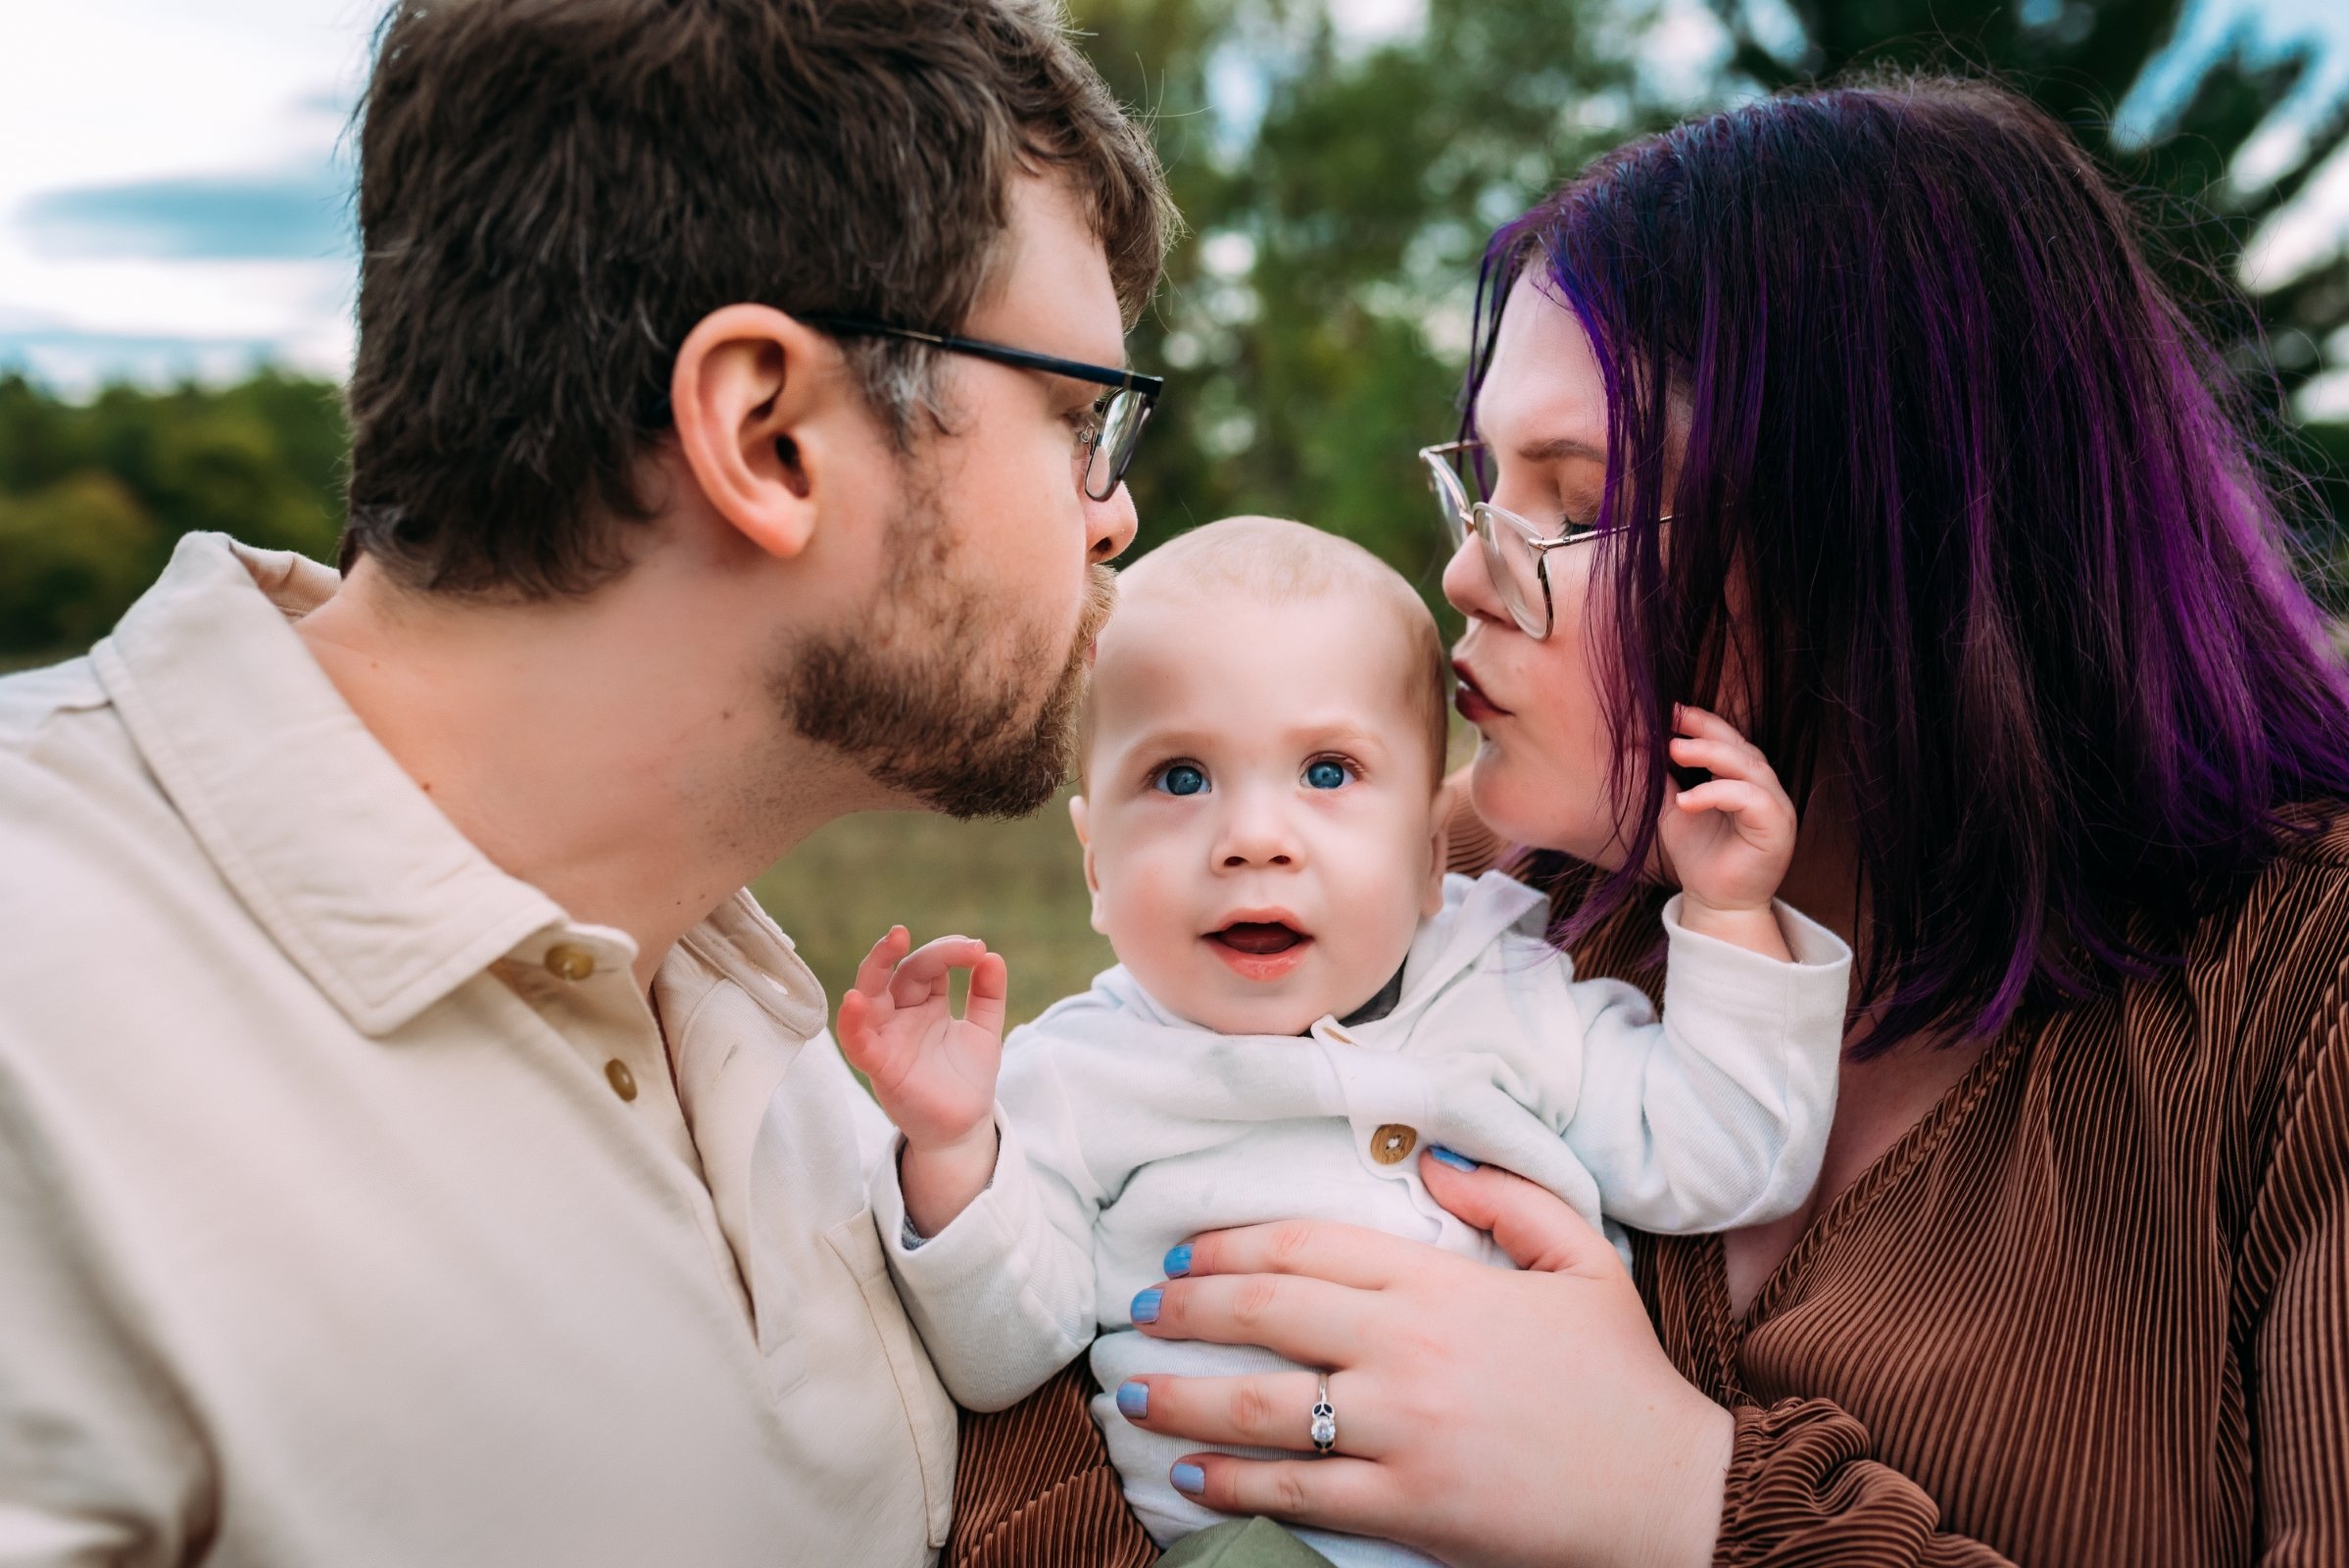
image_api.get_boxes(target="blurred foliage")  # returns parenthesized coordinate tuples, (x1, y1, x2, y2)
(5, 1, 2343, 661)
(1702, 0, 2349, 409)
(1073, 0, 2349, 616)
(1074, 0, 1655, 616)
(0, 369, 344, 659)
(754, 794, 1115, 1027)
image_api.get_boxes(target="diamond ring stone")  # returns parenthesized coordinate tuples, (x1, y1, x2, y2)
(1310, 1372, 1338, 1455)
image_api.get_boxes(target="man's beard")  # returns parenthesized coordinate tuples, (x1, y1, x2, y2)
(776, 493, 1114, 821)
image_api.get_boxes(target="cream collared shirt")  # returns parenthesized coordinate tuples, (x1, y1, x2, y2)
(0, 534, 954, 1566)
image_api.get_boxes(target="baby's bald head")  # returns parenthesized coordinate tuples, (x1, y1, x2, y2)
(1082, 516, 1448, 787)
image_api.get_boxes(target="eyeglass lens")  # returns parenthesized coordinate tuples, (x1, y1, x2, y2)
(1084, 389, 1153, 502)
(1422, 447, 1548, 637)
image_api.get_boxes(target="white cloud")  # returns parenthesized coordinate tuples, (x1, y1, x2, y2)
(0, 0, 374, 390)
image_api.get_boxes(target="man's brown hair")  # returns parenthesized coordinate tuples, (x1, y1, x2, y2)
(342, 0, 1170, 597)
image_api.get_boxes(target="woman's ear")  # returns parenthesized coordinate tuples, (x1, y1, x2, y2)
(669, 304, 841, 560)
(1068, 795, 1109, 932)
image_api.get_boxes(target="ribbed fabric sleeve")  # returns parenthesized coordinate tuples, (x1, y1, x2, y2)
(1716, 1400, 2010, 1565)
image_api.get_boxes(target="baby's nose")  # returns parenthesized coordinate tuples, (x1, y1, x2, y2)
(1214, 796, 1301, 868)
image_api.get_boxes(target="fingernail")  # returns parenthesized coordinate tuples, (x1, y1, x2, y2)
(1171, 1462, 1206, 1495)
(1162, 1244, 1193, 1277)
(1428, 1145, 1481, 1171)
(1131, 1288, 1163, 1324)
(1115, 1381, 1149, 1419)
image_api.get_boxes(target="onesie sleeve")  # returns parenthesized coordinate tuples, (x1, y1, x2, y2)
(871, 1035, 1105, 1412)
(1551, 895, 1850, 1233)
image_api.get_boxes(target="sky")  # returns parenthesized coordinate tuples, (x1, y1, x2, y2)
(3, 0, 2348, 410)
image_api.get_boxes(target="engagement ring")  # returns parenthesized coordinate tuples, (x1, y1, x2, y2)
(1310, 1372, 1338, 1456)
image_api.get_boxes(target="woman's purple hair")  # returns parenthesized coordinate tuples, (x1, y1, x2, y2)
(1474, 76, 2349, 1055)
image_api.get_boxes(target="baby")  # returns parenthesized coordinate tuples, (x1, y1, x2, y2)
(839, 516, 1850, 1566)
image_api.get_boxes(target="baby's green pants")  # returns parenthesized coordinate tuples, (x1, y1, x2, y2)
(1155, 1517, 1339, 1566)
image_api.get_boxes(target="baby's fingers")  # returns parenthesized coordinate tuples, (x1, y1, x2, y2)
(963, 952, 1010, 1041)
(888, 935, 992, 1007)
(853, 926, 912, 998)
(1667, 733, 1781, 791)
(1675, 778, 1786, 833)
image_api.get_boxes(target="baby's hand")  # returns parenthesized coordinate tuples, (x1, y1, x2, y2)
(838, 927, 1007, 1152)
(1657, 705, 1797, 958)
(838, 928, 1010, 1237)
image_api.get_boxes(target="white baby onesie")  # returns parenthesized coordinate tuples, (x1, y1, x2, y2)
(875, 870, 1850, 1566)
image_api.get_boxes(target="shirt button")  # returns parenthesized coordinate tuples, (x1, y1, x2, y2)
(544, 943, 597, 981)
(605, 1059, 638, 1102)
(1369, 1124, 1417, 1164)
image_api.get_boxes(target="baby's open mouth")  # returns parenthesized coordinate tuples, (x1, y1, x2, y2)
(1208, 921, 1307, 956)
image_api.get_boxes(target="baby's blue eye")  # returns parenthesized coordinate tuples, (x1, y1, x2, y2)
(1303, 759, 1352, 790)
(1155, 763, 1209, 797)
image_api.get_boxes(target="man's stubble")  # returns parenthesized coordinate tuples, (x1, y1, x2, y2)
(776, 479, 1114, 821)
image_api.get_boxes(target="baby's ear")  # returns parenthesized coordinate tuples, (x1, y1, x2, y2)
(1067, 797, 1108, 930)
(1421, 807, 1449, 918)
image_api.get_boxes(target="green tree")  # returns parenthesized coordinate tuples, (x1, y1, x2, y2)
(0, 369, 344, 659)
(1073, 0, 1659, 610)
(1072, 0, 2349, 605)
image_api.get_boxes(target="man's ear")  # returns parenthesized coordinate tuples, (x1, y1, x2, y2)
(1068, 795, 1109, 933)
(669, 304, 845, 560)
(1421, 807, 1449, 918)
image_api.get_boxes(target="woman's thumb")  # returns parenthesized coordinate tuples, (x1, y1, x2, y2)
(1419, 1149, 1619, 1277)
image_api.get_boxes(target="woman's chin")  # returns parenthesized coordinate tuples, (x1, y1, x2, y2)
(1468, 745, 1616, 861)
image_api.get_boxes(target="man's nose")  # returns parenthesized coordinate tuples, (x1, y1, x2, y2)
(1088, 480, 1140, 564)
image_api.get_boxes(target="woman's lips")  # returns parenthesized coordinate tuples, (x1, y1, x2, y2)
(1205, 921, 1312, 981)
(1453, 662, 1511, 724)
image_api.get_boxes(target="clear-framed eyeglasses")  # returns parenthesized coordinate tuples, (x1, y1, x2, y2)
(809, 316, 1162, 502)
(1418, 439, 1669, 641)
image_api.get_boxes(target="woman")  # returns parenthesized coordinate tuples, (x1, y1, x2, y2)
(949, 77, 2349, 1565)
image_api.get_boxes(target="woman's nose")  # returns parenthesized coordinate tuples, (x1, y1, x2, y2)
(1441, 533, 1502, 623)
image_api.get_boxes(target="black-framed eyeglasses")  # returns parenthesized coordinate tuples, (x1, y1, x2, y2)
(1419, 438, 1672, 641)
(808, 317, 1163, 503)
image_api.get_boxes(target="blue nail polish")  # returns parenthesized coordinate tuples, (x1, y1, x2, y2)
(1428, 1145, 1481, 1171)
(1116, 1381, 1149, 1419)
(1131, 1288, 1163, 1325)
(1171, 1462, 1206, 1496)
(1163, 1244, 1193, 1278)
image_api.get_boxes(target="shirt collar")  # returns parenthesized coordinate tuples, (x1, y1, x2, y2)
(89, 533, 820, 1043)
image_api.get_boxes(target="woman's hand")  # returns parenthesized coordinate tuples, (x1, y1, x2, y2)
(1116, 1153, 1734, 1568)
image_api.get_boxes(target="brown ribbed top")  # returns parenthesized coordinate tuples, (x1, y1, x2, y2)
(946, 810, 2349, 1566)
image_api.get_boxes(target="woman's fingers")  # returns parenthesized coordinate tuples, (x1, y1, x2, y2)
(1118, 1370, 1394, 1455)
(1135, 1271, 1378, 1364)
(1179, 1217, 1428, 1292)
(1418, 1152, 1623, 1277)
(1165, 1454, 1395, 1539)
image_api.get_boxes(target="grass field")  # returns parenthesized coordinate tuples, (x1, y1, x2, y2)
(750, 791, 1114, 1029)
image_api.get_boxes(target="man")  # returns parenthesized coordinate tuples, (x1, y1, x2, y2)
(0, 0, 1166, 1561)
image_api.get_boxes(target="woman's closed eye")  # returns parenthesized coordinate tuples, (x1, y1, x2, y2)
(1150, 760, 1210, 797)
